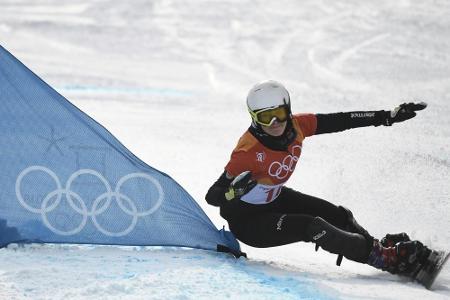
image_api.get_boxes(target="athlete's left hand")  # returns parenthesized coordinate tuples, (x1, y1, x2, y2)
(381, 102, 427, 126)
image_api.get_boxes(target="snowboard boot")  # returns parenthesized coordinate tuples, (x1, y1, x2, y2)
(368, 238, 449, 289)
(367, 239, 399, 273)
(367, 239, 431, 277)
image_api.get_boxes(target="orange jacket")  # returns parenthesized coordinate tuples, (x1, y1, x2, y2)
(224, 114, 317, 204)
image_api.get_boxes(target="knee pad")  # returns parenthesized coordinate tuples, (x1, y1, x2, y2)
(306, 216, 370, 263)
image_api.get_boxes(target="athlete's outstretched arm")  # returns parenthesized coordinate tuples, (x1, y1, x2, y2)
(315, 102, 427, 134)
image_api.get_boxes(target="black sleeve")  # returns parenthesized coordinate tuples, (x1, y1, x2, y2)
(205, 171, 232, 207)
(315, 111, 388, 134)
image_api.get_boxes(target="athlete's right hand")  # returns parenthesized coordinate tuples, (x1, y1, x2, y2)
(225, 171, 257, 201)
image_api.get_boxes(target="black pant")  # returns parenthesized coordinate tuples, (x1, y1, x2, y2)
(223, 187, 350, 248)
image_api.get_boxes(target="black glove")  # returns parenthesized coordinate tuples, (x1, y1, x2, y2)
(224, 171, 257, 201)
(380, 102, 427, 126)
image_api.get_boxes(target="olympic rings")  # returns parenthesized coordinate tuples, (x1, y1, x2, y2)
(41, 189, 88, 236)
(268, 145, 302, 180)
(15, 166, 164, 237)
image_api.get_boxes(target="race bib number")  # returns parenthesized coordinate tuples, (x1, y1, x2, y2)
(240, 183, 284, 205)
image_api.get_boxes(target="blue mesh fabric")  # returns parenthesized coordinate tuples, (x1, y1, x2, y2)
(0, 45, 240, 253)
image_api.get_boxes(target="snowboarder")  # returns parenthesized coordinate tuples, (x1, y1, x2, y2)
(205, 80, 446, 288)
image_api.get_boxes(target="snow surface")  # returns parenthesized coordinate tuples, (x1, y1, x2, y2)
(1, 0, 450, 299)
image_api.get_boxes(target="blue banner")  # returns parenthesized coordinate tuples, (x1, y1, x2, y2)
(0, 45, 240, 254)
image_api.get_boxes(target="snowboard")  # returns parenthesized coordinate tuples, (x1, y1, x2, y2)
(415, 250, 449, 290)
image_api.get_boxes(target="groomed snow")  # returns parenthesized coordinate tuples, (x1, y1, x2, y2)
(1, 0, 449, 299)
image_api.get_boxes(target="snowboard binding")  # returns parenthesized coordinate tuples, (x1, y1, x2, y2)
(369, 233, 449, 289)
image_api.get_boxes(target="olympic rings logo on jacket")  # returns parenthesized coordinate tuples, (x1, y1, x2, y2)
(268, 145, 302, 180)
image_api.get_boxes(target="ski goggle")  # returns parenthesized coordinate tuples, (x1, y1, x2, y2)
(249, 105, 289, 126)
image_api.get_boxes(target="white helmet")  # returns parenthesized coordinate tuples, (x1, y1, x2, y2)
(246, 80, 291, 112)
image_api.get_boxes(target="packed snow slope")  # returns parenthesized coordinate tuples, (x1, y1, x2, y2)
(1, 0, 449, 299)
